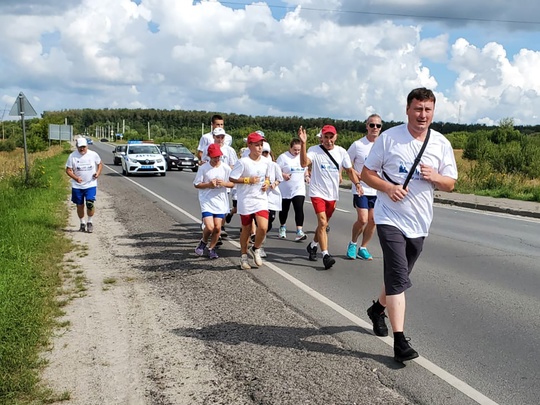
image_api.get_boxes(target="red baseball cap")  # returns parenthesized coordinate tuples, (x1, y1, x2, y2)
(321, 125, 337, 135)
(207, 143, 223, 158)
(247, 132, 265, 144)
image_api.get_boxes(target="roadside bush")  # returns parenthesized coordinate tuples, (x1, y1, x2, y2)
(445, 131, 468, 149)
(463, 130, 493, 160)
(0, 139, 16, 152)
(26, 136, 48, 153)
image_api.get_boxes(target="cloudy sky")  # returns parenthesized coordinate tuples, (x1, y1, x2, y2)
(1, 0, 540, 126)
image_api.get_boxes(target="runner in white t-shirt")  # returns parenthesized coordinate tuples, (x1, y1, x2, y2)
(345, 114, 382, 260)
(276, 138, 308, 241)
(196, 114, 232, 163)
(193, 144, 234, 260)
(229, 132, 271, 269)
(298, 124, 362, 269)
(362, 88, 458, 363)
(65, 137, 103, 233)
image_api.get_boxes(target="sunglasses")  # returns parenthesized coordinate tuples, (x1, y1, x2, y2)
(368, 123, 382, 128)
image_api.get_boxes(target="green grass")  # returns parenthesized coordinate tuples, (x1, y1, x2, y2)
(0, 152, 72, 404)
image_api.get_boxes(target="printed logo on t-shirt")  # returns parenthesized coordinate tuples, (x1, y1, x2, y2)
(399, 161, 421, 179)
(320, 162, 339, 172)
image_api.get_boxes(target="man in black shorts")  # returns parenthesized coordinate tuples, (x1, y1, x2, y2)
(361, 88, 458, 362)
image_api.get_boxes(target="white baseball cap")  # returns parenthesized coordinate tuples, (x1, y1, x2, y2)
(76, 137, 88, 147)
(213, 128, 226, 136)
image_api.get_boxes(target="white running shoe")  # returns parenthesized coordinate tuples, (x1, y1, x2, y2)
(240, 254, 252, 270)
(249, 246, 263, 267)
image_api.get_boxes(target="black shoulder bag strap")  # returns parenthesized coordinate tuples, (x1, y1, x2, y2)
(319, 145, 340, 170)
(383, 129, 431, 189)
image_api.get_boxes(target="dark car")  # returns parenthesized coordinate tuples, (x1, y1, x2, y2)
(160, 143, 198, 171)
(112, 145, 127, 165)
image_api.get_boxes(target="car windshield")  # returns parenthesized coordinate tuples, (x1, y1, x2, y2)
(129, 145, 160, 154)
(167, 145, 191, 154)
(117, 146, 126, 152)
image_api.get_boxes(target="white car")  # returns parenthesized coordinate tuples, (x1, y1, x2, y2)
(121, 142, 166, 176)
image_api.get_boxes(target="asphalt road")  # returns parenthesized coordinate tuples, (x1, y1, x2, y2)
(92, 141, 540, 405)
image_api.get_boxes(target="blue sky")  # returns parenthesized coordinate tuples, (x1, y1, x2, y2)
(1, 0, 540, 126)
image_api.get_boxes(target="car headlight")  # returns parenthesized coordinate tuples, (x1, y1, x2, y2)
(169, 156, 178, 160)
(128, 157, 138, 163)
(194, 157, 199, 162)
(156, 158, 163, 163)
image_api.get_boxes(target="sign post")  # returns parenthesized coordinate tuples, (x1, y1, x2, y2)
(9, 92, 37, 184)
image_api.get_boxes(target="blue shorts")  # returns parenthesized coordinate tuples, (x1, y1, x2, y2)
(202, 212, 225, 219)
(353, 194, 377, 209)
(71, 187, 97, 205)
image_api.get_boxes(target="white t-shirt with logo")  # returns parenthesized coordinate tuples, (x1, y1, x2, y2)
(193, 162, 231, 215)
(307, 145, 352, 201)
(65, 150, 101, 189)
(347, 137, 377, 196)
(230, 157, 270, 215)
(365, 124, 458, 238)
(276, 151, 306, 199)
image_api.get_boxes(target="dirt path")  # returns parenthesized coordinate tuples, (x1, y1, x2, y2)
(42, 191, 223, 404)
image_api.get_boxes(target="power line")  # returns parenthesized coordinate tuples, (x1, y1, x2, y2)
(219, 1, 540, 26)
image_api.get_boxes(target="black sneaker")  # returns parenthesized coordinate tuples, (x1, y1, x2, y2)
(225, 213, 233, 224)
(216, 237, 223, 247)
(367, 302, 389, 337)
(86, 222, 94, 233)
(221, 226, 228, 238)
(79, 223, 86, 232)
(394, 337, 419, 363)
(306, 244, 318, 261)
(323, 254, 335, 269)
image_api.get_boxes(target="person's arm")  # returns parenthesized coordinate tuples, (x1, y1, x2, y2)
(419, 163, 456, 192)
(93, 161, 103, 180)
(345, 167, 362, 194)
(298, 126, 311, 168)
(66, 166, 82, 184)
(361, 167, 408, 202)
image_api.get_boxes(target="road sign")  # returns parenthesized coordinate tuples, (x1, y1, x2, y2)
(9, 92, 37, 117)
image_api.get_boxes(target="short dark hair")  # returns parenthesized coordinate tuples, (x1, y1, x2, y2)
(211, 114, 224, 124)
(290, 138, 302, 148)
(407, 88, 436, 108)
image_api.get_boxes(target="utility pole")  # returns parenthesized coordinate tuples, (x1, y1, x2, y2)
(1, 104, 8, 140)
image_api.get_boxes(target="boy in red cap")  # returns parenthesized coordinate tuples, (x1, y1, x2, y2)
(193, 143, 234, 259)
(229, 132, 271, 269)
(298, 125, 362, 269)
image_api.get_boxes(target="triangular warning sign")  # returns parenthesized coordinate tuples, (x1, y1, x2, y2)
(9, 92, 38, 117)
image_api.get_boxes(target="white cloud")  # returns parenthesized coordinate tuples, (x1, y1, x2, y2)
(0, 0, 539, 125)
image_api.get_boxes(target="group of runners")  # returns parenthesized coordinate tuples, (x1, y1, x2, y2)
(192, 113, 382, 271)
(193, 88, 458, 363)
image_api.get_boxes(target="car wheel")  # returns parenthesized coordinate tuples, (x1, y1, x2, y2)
(178, 168, 183, 171)
(160, 172, 166, 177)
(122, 166, 126, 175)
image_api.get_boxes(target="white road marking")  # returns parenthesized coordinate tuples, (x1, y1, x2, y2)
(110, 165, 499, 405)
